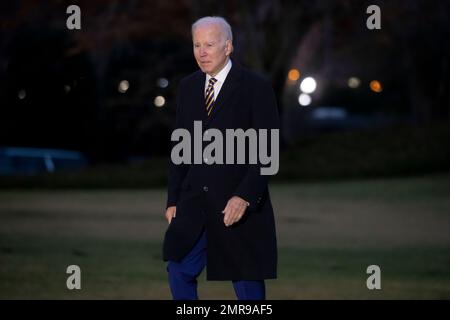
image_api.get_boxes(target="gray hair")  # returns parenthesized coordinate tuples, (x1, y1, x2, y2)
(192, 16, 233, 42)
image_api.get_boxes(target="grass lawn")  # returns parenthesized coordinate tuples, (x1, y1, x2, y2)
(1, 173, 449, 299)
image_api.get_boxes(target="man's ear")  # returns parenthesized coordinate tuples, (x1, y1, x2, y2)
(225, 40, 233, 56)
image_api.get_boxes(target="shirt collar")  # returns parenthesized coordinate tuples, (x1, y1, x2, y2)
(206, 59, 232, 84)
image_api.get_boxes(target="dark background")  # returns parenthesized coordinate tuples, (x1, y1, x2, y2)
(0, 0, 448, 186)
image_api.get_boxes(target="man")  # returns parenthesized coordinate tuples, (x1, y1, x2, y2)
(163, 16, 279, 300)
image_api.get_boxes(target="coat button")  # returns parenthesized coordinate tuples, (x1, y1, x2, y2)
(203, 186, 209, 192)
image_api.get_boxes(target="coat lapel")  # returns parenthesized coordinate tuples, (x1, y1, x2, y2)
(205, 62, 242, 127)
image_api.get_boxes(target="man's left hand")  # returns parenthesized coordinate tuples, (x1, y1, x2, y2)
(222, 196, 249, 227)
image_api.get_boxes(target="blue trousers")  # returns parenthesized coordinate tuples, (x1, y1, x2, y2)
(167, 231, 265, 300)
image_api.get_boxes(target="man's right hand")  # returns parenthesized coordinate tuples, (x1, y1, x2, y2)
(165, 206, 177, 224)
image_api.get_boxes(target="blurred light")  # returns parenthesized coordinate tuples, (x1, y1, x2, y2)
(157, 77, 169, 88)
(154, 95, 165, 107)
(118, 80, 129, 93)
(64, 85, 71, 93)
(312, 107, 347, 120)
(370, 80, 382, 93)
(348, 77, 360, 89)
(298, 93, 311, 106)
(44, 155, 55, 172)
(287, 69, 300, 81)
(18, 89, 26, 100)
(300, 77, 317, 94)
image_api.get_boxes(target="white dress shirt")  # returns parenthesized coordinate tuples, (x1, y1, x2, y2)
(204, 59, 232, 100)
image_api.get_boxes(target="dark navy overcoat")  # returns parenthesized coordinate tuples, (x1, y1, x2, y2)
(163, 62, 279, 280)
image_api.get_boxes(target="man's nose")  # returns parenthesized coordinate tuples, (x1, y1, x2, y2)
(199, 47, 207, 56)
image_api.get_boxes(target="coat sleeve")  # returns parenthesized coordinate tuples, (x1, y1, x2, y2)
(233, 77, 280, 211)
(166, 81, 189, 208)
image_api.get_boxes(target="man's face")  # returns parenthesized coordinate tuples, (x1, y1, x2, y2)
(193, 24, 232, 76)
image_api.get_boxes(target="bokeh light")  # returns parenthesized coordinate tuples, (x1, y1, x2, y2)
(348, 77, 361, 89)
(300, 77, 317, 94)
(370, 80, 382, 93)
(157, 78, 169, 88)
(288, 69, 300, 81)
(154, 95, 165, 107)
(298, 93, 311, 106)
(118, 80, 129, 93)
(18, 89, 26, 100)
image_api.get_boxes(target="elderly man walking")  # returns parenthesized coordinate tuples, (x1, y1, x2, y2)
(163, 16, 280, 300)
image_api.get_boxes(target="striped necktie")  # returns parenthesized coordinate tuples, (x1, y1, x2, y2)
(205, 77, 217, 116)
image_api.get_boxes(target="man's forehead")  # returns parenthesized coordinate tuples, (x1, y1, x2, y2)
(193, 24, 223, 40)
